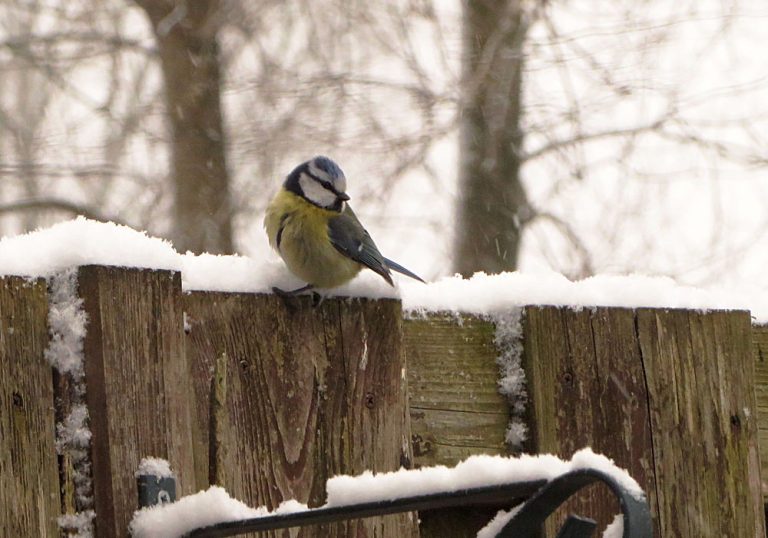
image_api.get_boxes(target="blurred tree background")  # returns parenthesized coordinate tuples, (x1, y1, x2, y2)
(0, 0, 766, 285)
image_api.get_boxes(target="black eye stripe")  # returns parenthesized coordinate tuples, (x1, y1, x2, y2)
(308, 173, 338, 194)
(307, 171, 327, 185)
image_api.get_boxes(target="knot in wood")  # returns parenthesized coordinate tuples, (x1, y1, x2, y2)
(411, 433, 432, 457)
(562, 371, 574, 387)
(364, 392, 375, 409)
(730, 414, 741, 430)
(12, 391, 23, 409)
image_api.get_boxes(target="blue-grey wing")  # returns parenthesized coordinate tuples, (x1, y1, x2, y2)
(328, 207, 393, 286)
(383, 256, 425, 283)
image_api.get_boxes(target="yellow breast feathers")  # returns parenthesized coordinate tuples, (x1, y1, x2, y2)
(264, 190, 361, 288)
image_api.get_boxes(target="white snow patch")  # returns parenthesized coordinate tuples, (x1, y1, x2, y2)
(569, 449, 645, 500)
(0, 217, 179, 277)
(136, 457, 175, 478)
(489, 308, 527, 447)
(180, 252, 291, 293)
(476, 504, 523, 538)
(0, 219, 763, 321)
(129, 448, 641, 537)
(603, 514, 624, 538)
(58, 510, 95, 538)
(55, 404, 91, 455)
(399, 271, 765, 321)
(45, 268, 88, 378)
(326, 447, 643, 505)
(129, 486, 306, 538)
(46, 269, 94, 516)
(274, 499, 309, 515)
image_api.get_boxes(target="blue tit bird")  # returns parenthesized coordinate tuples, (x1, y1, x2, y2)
(264, 156, 425, 296)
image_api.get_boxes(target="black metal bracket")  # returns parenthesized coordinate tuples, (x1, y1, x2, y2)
(556, 515, 598, 538)
(499, 468, 652, 538)
(137, 467, 652, 538)
(137, 474, 177, 508)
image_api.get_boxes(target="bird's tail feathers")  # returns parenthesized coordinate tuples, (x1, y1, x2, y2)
(383, 257, 425, 283)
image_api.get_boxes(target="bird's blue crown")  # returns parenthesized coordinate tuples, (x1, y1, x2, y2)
(311, 156, 345, 181)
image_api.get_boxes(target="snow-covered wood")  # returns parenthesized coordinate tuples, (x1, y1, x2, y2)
(0, 253, 765, 537)
(406, 306, 764, 537)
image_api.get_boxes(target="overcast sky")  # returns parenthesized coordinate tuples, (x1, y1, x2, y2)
(308, 0, 768, 289)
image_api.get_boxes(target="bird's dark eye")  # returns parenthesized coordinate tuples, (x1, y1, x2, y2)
(306, 169, 337, 193)
(320, 180, 337, 194)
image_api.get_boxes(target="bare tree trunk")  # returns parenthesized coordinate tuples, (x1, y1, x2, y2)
(454, 0, 529, 277)
(135, 0, 233, 254)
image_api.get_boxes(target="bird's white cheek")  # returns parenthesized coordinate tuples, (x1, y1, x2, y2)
(299, 174, 337, 207)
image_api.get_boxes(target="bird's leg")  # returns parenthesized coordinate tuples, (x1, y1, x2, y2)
(272, 284, 315, 297)
(311, 291, 325, 308)
(272, 284, 314, 313)
(272, 284, 329, 310)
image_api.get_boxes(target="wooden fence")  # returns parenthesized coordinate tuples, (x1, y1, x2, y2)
(0, 266, 766, 537)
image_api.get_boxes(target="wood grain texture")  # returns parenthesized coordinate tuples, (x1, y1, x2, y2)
(404, 313, 509, 467)
(752, 323, 768, 499)
(184, 292, 418, 538)
(79, 266, 197, 537)
(638, 308, 763, 537)
(0, 276, 60, 536)
(524, 306, 764, 537)
(523, 306, 654, 534)
(404, 313, 510, 538)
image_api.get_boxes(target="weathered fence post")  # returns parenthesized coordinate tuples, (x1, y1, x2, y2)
(184, 292, 418, 537)
(406, 306, 766, 537)
(78, 266, 198, 537)
(751, 323, 768, 503)
(405, 313, 510, 466)
(404, 313, 511, 537)
(5, 261, 763, 537)
(523, 306, 765, 536)
(523, 306, 652, 532)
(0, 276, 59, 536)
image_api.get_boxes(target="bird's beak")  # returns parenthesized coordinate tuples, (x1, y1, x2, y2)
(337, 192, 350, 202)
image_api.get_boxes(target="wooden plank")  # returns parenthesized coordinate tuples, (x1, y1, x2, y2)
(184, 292, 418, 538)
(404, 313, 510, 538)
(0, 276, 60, 536)
(523, 306, 655, 534)
(79, 266, 198, 537)
(752, 323, 768, 499)
(638, 308, 764, 537)
(404, 313, 509, 467)
(525, 306, 765, 536)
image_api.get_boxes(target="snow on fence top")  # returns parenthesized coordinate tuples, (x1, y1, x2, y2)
(0, 217, 764, 321)
(135, 458, 175, 479)
(128, 448, 642, 538)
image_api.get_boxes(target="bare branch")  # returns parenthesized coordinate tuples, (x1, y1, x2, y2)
(523, 119, 667, 162)
(0, 32, 155, 55)
(528, 211, 595, 279)
(0, 198, 124, 225)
